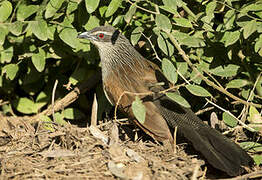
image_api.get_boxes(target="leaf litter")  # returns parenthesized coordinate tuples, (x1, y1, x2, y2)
(0, 117, 259, 179)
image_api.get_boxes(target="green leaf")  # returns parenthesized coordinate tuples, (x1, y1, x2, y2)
(222, 112, 238, 128)
(156, 14, 172, 33)
(39, 115, 54, 132)
(255, 10, 262, 19)
(209, 64, 240, 77)
(248, 106, 262, 124)
(132, 96, 146, 124)
(0, 24, 8, 45)
(84, 15, 100, 30)
(45, 0, 65, 18)
(31, 48, 46, 72)
(8, 21, 24, 36)
(124, 5, 136, 24)
(162, 0, 177, 14)
(185, 84, 212, 97)
(239, 142, 262, 152)
(224, 10, 235, 30)
(29, 20, 48, 41)
(14, 97, 38, 114)
(112, 15, 123, 26)
(166, 92, 191, 108)
(206, 1, 216, 15)
(255, 35, 262, 53)
(157, 33, 174, 56)
(173, 17, 192, 28)
(99, 6, 107, 17)
(36, 91, 48, 110)
(241, 89, 253, 100)
(59, 27, 79, 48)
(241, 3, 262, 12)
(171, 31, 189, 41)
(63, 108, 85, 120)
(162, 58, 177, 84)
(85, 0, 100, 14)
(201, 15, 213, 28)
(54, 112, 67, 125)
(243, 20, 257, 39)
(0, 76, 2, 87)
(226, 79, 249, 89)
(159, 5, 179, 16)
(47, 25, 56, 40)
(131, 26, 143, 46)
(177, 62, 188, 76)
(258, 48, 262, 57)
(3, 63, 18, 80)
(105, 0, 122, 17)
(0, 1, 12, 22)
(221, 31, 240, 47)
(253, 155, 262, 165)
(17, 4, 38, 21)
(1, 46, 13, 63)
(180, 36, 205, 47)
(67, 1, 78, 14)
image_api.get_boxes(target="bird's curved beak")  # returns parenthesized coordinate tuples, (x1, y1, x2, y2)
(77, 31, 96, 40)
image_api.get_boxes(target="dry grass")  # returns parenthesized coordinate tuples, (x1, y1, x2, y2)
(0, 118, 260, 179)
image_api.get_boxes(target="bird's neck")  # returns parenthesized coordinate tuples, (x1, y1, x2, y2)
(98, 43, 146, 81)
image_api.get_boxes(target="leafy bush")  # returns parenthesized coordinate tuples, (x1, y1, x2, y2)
(0, 0, 262, 163)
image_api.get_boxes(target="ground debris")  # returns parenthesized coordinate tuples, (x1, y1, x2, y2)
(1, 120, 253, 179)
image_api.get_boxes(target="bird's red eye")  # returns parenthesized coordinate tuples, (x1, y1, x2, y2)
(97, 33, 104, 39)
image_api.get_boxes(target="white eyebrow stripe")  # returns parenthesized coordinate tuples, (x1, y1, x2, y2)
(92, 31, 112, 36)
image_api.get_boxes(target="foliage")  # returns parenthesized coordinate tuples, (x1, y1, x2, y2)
(132, 96, 146, 124)
(0, 0, 262, 161)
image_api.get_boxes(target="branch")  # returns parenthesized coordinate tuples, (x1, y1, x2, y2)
(219, 170, 262, 180)
(165, 30, 262, 109)
(2, 71, 101, 125)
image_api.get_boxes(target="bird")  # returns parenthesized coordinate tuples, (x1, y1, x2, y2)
(77, 26, 253, 176)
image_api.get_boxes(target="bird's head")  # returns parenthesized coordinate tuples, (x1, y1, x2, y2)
(78, 26, 145, 77)
(77, 26, 128, 50)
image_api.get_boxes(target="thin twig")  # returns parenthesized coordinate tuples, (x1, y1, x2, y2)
(248, 72, 262, 103)
(203, 70, 224, 88)
(234, 73, 261, 127)
(191, 164, 200, 180)
(141, 32, 161, 62)
(176, 70, 191, 84)
(200, 167, 207, 180)
(0, 100, 9, 106)
(219, 170, 262, 180)
(9, 0, 21, 23)
(173, 126, 177, 154)
(52, 80, 59, 121)
(195, 107, 214, 115)
(126, 0, 159, 15)
(215, 0, 262, 22)
(205, 99, 256, 132)
(90, 93, 98, 127)
(114, 83, 185, 122)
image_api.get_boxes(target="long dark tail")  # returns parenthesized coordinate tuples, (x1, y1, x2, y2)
(156, 98, 253, 176)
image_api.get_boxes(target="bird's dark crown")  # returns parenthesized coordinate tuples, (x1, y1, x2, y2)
(78, 26, 122, 44)
(90, 26, 117, 34)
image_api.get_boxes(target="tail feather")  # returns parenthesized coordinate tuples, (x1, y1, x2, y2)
(156, 98, 253, 176)
(180, 123, 252, 176)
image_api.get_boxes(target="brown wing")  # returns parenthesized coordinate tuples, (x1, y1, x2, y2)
(103, 59, 173, 145)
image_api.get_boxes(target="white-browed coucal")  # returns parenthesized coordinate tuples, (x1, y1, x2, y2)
(78, 26, 253, 176)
